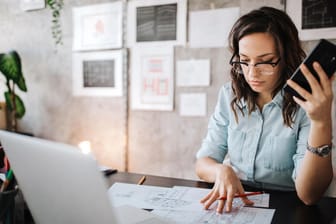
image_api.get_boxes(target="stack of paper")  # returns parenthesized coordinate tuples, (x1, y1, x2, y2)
(108, 183, 275, 224)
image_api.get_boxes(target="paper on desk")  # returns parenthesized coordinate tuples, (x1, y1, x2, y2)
(108, 182, 204, 211)
(108, 183, 269, 211)
(172, 186, 270, 208)
(0, 173, 5, 182)
(108, 183, 174, 209)
(152, 207, 275, 224)
(114, 205, 169, 224)
(108, 183, 274, 224)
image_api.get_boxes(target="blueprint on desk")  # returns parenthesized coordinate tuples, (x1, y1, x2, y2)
(108, 182, 275, 224)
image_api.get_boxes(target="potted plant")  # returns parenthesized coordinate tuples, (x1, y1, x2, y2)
(0, 51, 27, 131)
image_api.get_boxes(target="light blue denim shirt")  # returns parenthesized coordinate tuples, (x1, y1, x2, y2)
(197, 82, 310, 191)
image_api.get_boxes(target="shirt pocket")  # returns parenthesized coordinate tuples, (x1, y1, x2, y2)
(263, 135, 296, 171)
(228, 128, 246, 163)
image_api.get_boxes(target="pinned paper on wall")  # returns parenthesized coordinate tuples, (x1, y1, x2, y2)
(176, 59, 210, 86)
(179, 93, 206, 117)
(21, 0, 45, 11)
(189, 7, 240, 48)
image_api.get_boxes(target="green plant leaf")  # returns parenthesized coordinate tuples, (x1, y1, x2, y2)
(4, 91, 26, 118)
(0, 51, 23, 82)
(47, 0, 63, 47)
(17, 75, 27, 92)
(47, 0, 55, 6)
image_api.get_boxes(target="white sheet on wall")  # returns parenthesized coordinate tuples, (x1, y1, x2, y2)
(189, 7, 240, 48)
(179, 93, 206, 117)
(21, 0, 45, 11)
(176, 59, 210, 86)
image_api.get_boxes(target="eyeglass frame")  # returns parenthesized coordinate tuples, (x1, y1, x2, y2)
(229, 54, 281, 75)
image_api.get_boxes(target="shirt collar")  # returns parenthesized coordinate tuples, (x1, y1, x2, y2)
(238, 89, 284, 109)
(272, 90, 284, 108)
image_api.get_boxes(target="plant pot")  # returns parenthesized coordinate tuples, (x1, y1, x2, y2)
(0, 102, 15, 131)
(0, 102, 6, 130)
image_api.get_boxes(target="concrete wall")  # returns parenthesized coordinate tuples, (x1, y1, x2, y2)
(0, 0, 335, 181)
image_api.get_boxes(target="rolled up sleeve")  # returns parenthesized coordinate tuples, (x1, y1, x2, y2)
(196, 84, 231, 163)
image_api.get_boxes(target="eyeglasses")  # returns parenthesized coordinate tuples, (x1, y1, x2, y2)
(230, 55, 281, 76)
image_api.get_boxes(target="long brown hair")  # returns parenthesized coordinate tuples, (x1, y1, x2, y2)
(228, 7, 306, 127)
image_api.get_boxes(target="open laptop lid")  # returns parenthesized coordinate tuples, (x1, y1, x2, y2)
(0, 130, 117, 224)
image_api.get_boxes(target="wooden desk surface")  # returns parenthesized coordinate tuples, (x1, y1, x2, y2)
(107, 172, 336, 224)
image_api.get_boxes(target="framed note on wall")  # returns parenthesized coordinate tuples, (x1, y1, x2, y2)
(72, 50, 124, 97)
(130, 46, 174, 111)
(127, 0, 187, 46)
(286, 0, 336, 40)
(72, 2, 123, 51)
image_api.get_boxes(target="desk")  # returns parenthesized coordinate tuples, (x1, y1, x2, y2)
(106, 172, 336, 224)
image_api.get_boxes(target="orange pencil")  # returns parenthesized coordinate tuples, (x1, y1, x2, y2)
(217, 191, 264, 200)
(137, 175, 146, 185)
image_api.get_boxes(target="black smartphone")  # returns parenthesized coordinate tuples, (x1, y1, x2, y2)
(102, 168, 118, 176)
(283, 39, 336, 100)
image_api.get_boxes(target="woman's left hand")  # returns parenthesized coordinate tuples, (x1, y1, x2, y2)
(286, 62, 334, 123)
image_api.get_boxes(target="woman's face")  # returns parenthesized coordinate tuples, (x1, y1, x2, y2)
(238, 32, 281, 96)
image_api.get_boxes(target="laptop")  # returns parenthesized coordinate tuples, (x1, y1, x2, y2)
(0, 130, 167, 224)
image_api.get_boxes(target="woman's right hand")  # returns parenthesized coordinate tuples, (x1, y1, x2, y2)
(200, 164, 253, 213)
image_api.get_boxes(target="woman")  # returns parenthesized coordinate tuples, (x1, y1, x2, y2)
(195, 6, 334, 214)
